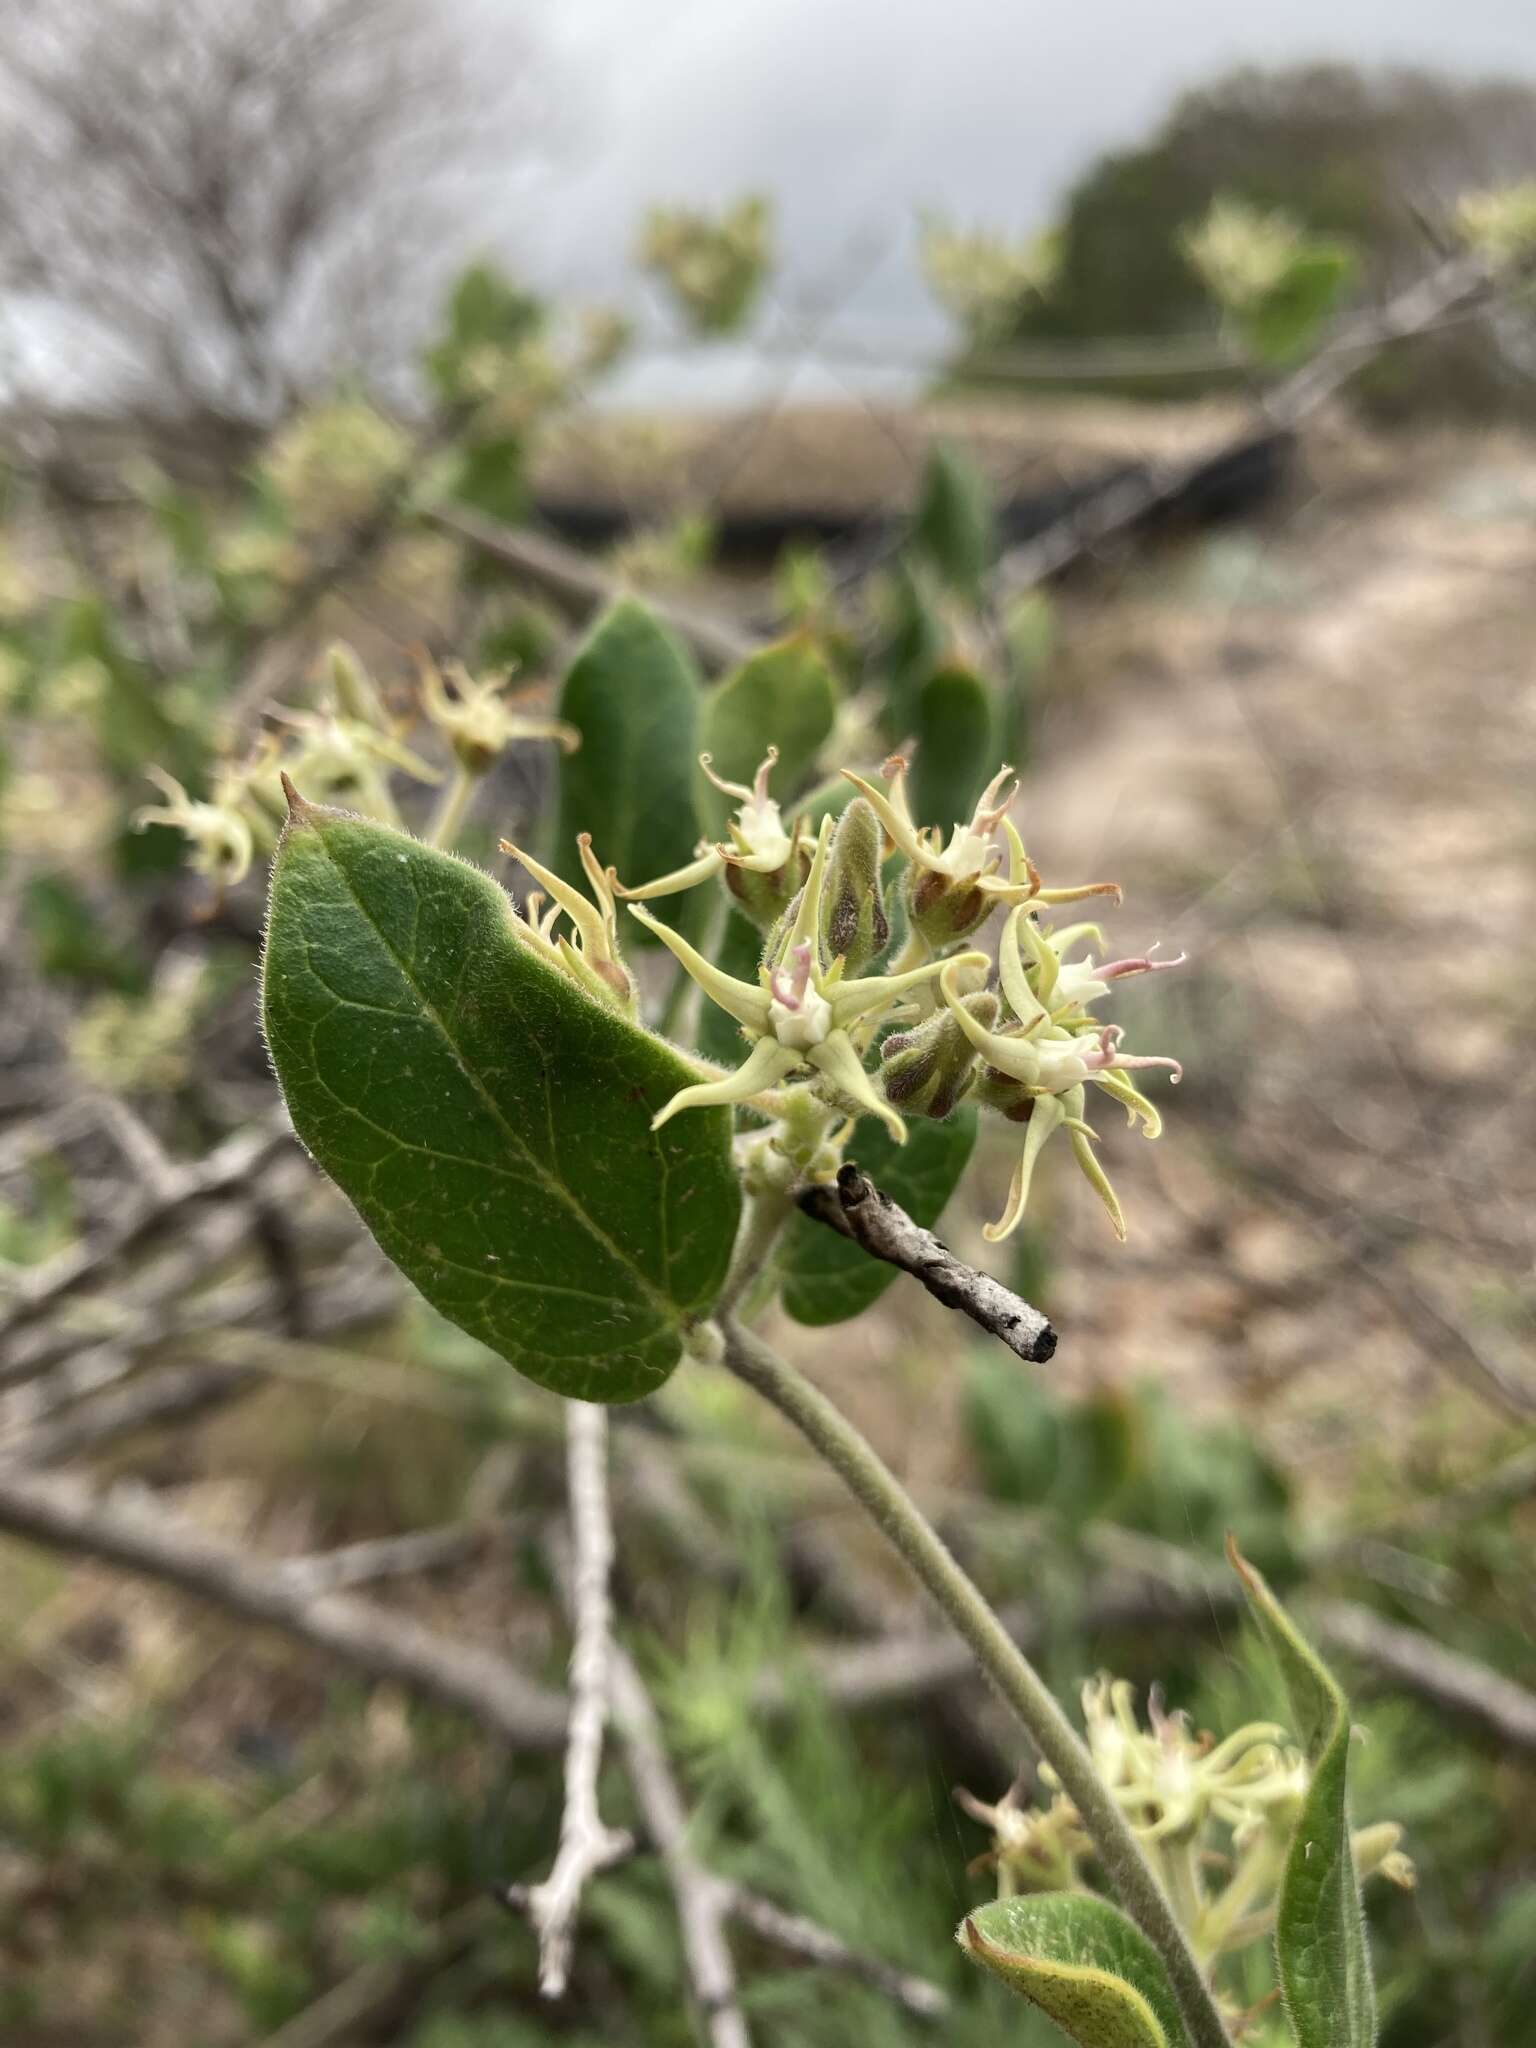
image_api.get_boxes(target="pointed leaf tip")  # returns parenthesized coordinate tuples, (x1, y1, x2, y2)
(279, 770, 317, 826)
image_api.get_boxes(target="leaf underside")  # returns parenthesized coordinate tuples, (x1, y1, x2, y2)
(262, 803, 740, 1403)
(960, 1892, 1191, 2048)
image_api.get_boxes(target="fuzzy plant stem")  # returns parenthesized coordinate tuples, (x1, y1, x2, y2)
(717, 1315, 1233, 2048)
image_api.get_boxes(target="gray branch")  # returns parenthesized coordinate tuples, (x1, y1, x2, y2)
(512, 1402, 634, 1997)
(0, 1463, 567, 1750)
(714, 1879, 948, 2021)
(608, 1643, 753, 2048)
(425, 503, 758, 672)
(797, 1164, 1056, 1364)
(1313, 1599, 1536, 1757)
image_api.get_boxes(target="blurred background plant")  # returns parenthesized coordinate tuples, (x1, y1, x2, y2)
(1, 3, 1535, 2044)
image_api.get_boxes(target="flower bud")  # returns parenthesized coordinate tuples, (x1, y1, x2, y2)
(906, 861, 993, 946)
(723, 840, 811, 930)
(819, 798, 889, 972)
(880, 991, 998, 1120)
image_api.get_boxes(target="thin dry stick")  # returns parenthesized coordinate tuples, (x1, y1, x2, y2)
(0, 1463, 568, 1750)
(797, 1164, 1056, 1363)
(608, 1642, 753, 2048)
(1314, 1599, 1536, 1757)
(426, 503, 758, 671)
(990, 247, 1512, 601)
(719, 1316, 1231, 2048)
(715, 1879, 948, 2020)
(512, 1401, 634, 1996)
(0, 1116, 292, 1360)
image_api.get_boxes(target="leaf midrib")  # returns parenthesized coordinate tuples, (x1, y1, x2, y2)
(312, 825, 678, 1329)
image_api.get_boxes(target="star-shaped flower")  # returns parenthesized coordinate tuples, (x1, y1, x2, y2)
(630, 812, 985, 1139)
(611, 746, 812, 911)
(132, 768, 254, 884)
(843, 755, 1121, 908)
(939, 905, 1182, 1241)
(419, 652, 578, 773)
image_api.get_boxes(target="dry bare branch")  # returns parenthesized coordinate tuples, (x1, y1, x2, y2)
(426, 503, 759, 671)
(0, 1463, 568, 1749)
(1313, 1598, 1536, 1756)
(511, 1402, 634, 1997)
(608, 1643, 753, 2048)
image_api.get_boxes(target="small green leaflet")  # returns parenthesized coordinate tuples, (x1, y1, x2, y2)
(959, 1892, 1191, 2048)
(913, 437, 996, 600)
(1228, 1536, 1376, 2048)
(909, 664, 997, 838)
(554, 598, 704, 900)
(262, 799, 740, 1402)
(779, 1109, 976, 1326)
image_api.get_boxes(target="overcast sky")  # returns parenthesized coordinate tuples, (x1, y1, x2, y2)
(490, 0, 1536, 396)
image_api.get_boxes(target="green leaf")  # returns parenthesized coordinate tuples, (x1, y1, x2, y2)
(913, 438, 996, 599)
(960, 1892, 1190, 2048)
(1239, 243, 1355, 365)
(261, 800, 740, 1402)
(878, 558, 947, 742)
(443, 437, 529, 529)
(1228, 1537, 1375, 2048)
(555, 600, 704, 902)
(696, 633, 836, 832)
(909, 663, 997, 837)
(778, 1109, 975, 1325)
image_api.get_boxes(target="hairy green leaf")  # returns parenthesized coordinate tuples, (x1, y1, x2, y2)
(262, 799, 740, 1402)
(555, 599, 704, 903)
(1228, 1537, 1375, 2048)
(778, 1109, 975, 1326)
(697, 633, 836, 831)
(909, 663, 997, 837)
(960, 1892, 1190, 2048)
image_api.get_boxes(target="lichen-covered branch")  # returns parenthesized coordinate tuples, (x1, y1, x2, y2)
(797, 1164, 1056, 1364)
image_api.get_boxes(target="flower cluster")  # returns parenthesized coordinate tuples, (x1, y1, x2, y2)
(261, 399, 412, 537)
(557, 742, 1181, 1238)
(637, 196, 773, 337)
(134, 642, 575, 888)
(918, 213, 1061, 349)
(1180, 196, 1308, 312)
(1456, 179, 1536, 270)
(960, 1676, 1413, 1970)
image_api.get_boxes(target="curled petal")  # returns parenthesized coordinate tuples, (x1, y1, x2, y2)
(610, 845, 724, 900)
(500, 838, 611, 966)
(833, 948, 987, 1030)
(1091, 1068, 1165, 1138)
(699, 744, 777, 805)
(840, 759, 928, 867)
(650, 1034, 800, 1130)
(998, 906, 1052, 1031)
(983, 1092, 1067, 1242)
(1068, 1123, 1126, 1242)
(627, 902, 772, 1032)
(940, 956, 1044, 1085)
